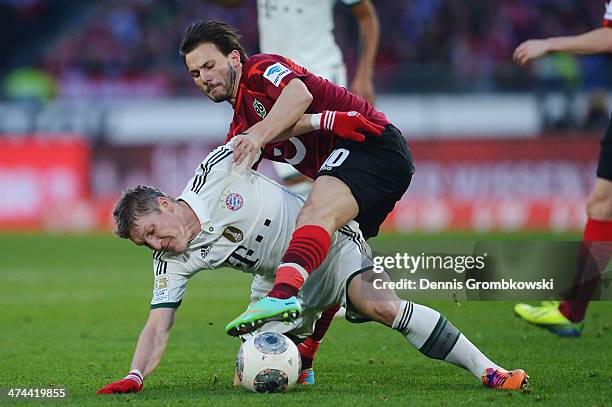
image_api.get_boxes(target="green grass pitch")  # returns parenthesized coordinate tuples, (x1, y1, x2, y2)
(0, 232, 610, 406)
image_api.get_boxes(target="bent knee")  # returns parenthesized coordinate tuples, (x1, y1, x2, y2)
(366, 301, 399, 327)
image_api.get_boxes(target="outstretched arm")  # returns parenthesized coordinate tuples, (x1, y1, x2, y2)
(97, 308, 177, 394)
(130, 308, 176, 376)
(233, 109, 384, 164)
(513, 27, 612, 66)
(349, 0, 379, 105)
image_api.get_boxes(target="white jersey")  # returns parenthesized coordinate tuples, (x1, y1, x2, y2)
(150, 143, 302, 308)
(257, 0, 360, 85)
(149, 142, 371, 315)
(605, 1, 612, 27)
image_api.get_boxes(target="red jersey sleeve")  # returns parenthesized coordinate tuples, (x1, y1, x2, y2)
(243, 54, 308, 100)
(225, 121, 240, 143)
(604, 1, 612, 27)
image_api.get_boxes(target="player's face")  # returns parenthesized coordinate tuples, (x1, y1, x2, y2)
(130, 198, 191, 254)
(185, 43, 240, 103)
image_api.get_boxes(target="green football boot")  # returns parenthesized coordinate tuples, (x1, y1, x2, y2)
(225, 296, 301, 336)
(514, 301, 584, 337)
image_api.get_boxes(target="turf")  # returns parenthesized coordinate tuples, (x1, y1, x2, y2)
(0, 232, 610, 406)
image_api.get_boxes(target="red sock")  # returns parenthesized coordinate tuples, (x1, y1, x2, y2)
(559, 218, 612, 323)
(298, 305, 339, 369)
(311, 304, 340, 341)
(268, 225, 331, 299)
(297, 337, 320, 370)
(582, 217, 612, 241)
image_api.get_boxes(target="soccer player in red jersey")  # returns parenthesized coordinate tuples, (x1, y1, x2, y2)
(178, 20, 414, 334)
(512, 2, 612, 336)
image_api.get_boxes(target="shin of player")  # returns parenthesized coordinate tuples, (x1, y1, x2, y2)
(348, 270, 528, 390)
(559, 197, 612, 323)
(297, 304, 340, 385)
(269, 157, 371, 299)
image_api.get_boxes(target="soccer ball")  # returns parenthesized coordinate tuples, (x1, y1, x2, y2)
(236, 332, 301, 393)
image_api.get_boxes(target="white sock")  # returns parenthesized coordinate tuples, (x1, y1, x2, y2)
(444, 333, 501, 377)
(392, 300, 501, 378)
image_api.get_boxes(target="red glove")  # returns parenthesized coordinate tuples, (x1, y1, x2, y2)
(97, 370, 143, 394)
(319, 111, 385, 142)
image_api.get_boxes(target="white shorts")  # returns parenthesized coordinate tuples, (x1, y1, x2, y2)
(246, 221, 372, 339)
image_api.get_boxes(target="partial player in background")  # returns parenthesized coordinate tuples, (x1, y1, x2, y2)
(512, 1, 612, 336)
(215, 0, 379, 103)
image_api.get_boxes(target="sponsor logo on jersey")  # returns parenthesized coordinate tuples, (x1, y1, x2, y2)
(225, 193, 244, 211)
(253, 99, 267, 118)
(263, 62, 291, 87)
(223, 226, 244, 243)
(153, 275, 169, 302)
(153, 287, 169, 303)
(155, 276, 168, 289)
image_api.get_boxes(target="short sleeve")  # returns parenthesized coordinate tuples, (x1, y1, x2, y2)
(150, 252, 194, 309)
(245, 54, 307, 100)
(177, 143, 236, 227)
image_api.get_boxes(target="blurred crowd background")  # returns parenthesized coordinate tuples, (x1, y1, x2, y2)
(3, 0, 612, 97)
(0, 0, 609, 233)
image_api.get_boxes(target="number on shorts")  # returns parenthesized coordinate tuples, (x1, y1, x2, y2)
(323, 149, 350, 168)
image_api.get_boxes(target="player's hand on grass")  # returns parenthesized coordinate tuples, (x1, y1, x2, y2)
(97, 370, 143, 394)
(320, 111, 384, 142)
(513, 39, 551, 66)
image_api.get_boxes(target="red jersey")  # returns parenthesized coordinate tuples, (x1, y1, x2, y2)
(605, 1, 612, 27)
(225, 54, 390, 179)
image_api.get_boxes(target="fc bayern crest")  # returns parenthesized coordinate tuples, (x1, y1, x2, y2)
(225, 193, 244, 211)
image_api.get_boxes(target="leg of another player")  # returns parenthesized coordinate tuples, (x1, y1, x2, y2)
(294, 176, 359, 232)
(515, 177, 612, 336)
(346, 270, 528, 390)
(586, 178, 612, 220)
(559, 178, 612, 322)
(268, 176, 359, 299)
(297, 304, 340, 385)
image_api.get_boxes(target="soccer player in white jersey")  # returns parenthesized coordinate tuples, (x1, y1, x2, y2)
(97, 142, 528, 395)
(216, 0, 379, 102)
(512, 1, 612, 337)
